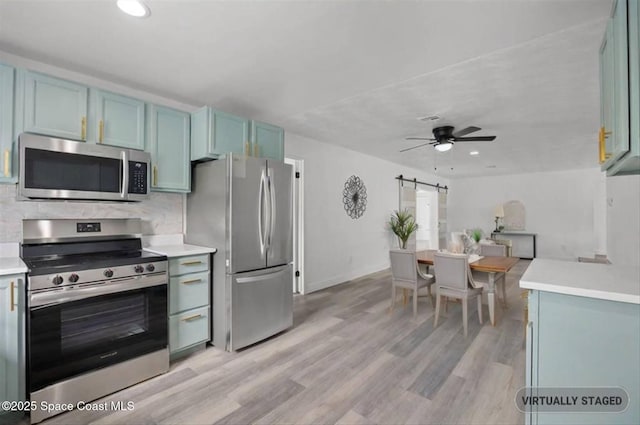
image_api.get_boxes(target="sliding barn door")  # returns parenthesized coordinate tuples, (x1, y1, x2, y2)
(438, 191, 447, 250)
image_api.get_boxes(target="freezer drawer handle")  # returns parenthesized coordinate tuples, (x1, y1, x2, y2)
(181, 260, 203, 266)
(181, 314, 203, 322)
(181, 278, 202, 284)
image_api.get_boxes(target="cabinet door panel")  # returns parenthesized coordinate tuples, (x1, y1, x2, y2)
(0, 64, 15, 183)
(0, 275, 25, 413)
(23, 72, 87, 141)
(211, 110, 249, 156)
(147, 105, 190, 192)
(251, 120, 284, 161)
(94, 90, 145, 150)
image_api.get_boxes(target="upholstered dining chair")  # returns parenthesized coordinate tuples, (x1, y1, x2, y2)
(433, 252, 483, 337)
(478, 244, 508, 306)
(389, 249, 435, 317)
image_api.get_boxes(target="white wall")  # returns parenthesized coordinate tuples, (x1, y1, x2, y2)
(285, 133, 448, 293)
(447, 168, 607, 260)
(606, 174, 640, 266)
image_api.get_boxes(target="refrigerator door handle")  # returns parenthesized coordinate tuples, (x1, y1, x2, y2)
(267, 172, 276, 248)
(258, 168, 267, 255)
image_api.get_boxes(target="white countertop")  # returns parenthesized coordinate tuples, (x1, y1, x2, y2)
(144, 244, 217, 257)
(520, 258, 640, 304)
(0, 257, 28, 276)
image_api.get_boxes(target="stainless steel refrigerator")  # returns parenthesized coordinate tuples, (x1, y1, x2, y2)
(186, 155, 293, 351)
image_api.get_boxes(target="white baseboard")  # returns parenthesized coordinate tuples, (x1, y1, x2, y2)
(305, 262, 389, 294)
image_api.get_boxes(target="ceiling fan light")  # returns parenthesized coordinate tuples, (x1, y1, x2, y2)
(434, 142, 452, 152)
(117, 0, 150, 18)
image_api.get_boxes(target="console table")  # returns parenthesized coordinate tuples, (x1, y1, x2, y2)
(491, 231, 536, 259)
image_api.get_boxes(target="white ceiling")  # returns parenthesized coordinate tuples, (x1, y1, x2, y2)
(0, 0, 612, 178)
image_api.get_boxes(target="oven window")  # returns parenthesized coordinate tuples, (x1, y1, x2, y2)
(24, 148, 121, 192)
(29, 285, 167, 392)
(61, 294, 148, 352)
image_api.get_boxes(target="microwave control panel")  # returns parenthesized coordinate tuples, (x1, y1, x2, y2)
(128, 161, 148, 194)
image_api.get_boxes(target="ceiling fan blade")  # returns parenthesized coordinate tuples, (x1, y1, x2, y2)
(405, 137, 434, 141)
(452, 136, 496, 142)
(400, 142, 434, 152)
(452, 126, 481, 138)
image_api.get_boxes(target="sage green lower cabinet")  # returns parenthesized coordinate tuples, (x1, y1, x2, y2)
(0, 275, 26, 422)
(167, 254, 210, 356)
(251, 120, 284, 161)
(146, 104, 191, 192)
(0, 63, 15, 183)
(526, 290, 640, 425)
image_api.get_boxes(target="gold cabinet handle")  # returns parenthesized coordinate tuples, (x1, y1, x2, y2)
(253, 143, 259, 157)
(181, 314, 203, 322)
(10, 281, 15, 312)
(181, 260, 203, 266)
(598, 126, 612, 164)
(81, 116, 87, 140)
(99, 120, 104, 143)
(3, 149, 9, 177)
(181, 278, 202, 284)
(153, 165, 158, 186)
(245, 141, 250, 156)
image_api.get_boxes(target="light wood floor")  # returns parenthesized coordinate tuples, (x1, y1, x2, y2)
(35, 260, 530, 425)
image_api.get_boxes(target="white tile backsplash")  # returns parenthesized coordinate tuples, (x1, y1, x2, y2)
(0, 184, 184, 242)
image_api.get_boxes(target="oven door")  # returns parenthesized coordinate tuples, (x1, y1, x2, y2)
(19, 133, 129, 201)
(27, 274, 167, 393)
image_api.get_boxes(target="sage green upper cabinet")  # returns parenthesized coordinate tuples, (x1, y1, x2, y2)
(600, 0, 640, 175)
(147, 104, 191, 192)
(21, 70, 88, 141)
(91, 89, 145, 150)
(190, 107, 249, 161)
(0, 63, 15, 183)
(251, 120, 284, 161)
(0, 275, 26, 420)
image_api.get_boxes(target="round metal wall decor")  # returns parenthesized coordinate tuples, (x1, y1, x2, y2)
(342, 175, 367, 219)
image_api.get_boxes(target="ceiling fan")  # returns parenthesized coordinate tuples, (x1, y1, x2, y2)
(402, 125, 496, 152)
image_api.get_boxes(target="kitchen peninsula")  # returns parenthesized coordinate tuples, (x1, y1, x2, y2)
(520, 259, 640, 425)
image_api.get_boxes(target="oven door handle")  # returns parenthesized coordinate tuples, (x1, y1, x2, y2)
(29, 273, 166, 309)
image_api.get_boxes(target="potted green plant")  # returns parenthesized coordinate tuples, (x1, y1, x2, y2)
(388, 209, 418, 249)
(471, 228, 483, 243)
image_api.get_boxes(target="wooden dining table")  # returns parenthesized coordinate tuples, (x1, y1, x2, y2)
(416, 250, 520, 326)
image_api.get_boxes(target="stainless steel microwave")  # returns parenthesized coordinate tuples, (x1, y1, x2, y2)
(19, 133, 150, 201)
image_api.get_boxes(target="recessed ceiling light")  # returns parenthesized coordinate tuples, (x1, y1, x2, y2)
(469, 151, 479, 156)
(117, 0, 150, 18)
(486, 165, 497, 168)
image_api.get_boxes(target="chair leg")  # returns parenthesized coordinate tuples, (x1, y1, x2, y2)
(390, 284, 396, 313)
(477, 294, 483, 324)
(428, 284, 435, 308)
(462, 297, 468, 337)
(434, 293, 441, 328)
(413, 287, 418, 317)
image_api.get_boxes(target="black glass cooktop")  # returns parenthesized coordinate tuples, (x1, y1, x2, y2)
(21, 238, 166, 276)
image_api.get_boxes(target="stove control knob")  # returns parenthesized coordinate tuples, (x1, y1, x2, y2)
(146, 264, 155, 272)
(104, 269, 114, 278)
(68, 273, 79, 283)
(134, 265, 144, 274)
(52, 275, 63, 285)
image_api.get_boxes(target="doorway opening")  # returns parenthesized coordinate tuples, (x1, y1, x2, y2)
(285, 157, 304, 294)
(415, 189, 439, 250)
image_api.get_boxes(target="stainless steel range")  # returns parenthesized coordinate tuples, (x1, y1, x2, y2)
(20, 218, 169, 424)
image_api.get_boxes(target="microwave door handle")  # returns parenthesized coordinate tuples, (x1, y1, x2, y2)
(120, 151, 128, 199)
